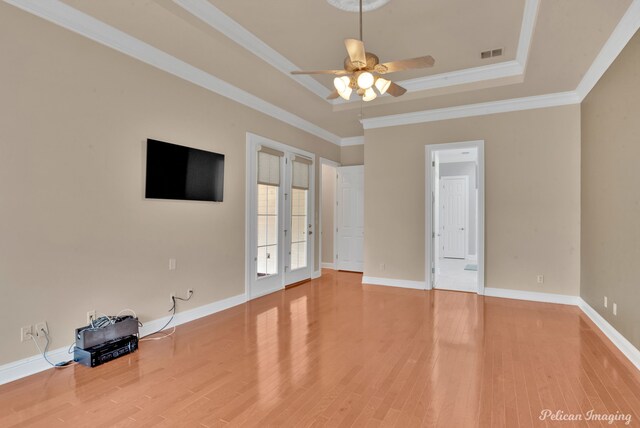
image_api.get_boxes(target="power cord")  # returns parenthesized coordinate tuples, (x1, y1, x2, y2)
(28, 328, 76, 368)
(30, 293, 191, 365)
(140, 290, 193, 341)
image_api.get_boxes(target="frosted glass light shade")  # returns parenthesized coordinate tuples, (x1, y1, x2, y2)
(375, 77, 391, 94)
(333, 76, 347, 93)
(357, 72, 374, 89)
(339, 86, 352, 100)
(363, 87, 377, 101)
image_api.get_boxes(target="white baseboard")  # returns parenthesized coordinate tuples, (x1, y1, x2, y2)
(0, 292, 247, 386)
(321, 262, 336, 270)
(312, 270, 322, 279)
(362, 276, 426, 290)
(578, 298, 640, 371)
(484, 287, 580, 305)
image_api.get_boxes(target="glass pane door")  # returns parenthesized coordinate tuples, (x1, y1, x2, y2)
(290, 188, 308, 270)
(284, 155, 312, 285)
(257, 184, 278, 277)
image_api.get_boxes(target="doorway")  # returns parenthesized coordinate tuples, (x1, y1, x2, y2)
(246, 134, 315, 299)
(426, 141, 484, 294)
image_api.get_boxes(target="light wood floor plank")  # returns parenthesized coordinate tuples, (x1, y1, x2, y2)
(1, 270, 640, 427)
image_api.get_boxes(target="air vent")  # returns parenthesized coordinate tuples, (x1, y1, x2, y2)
(481, 48, 503, 59)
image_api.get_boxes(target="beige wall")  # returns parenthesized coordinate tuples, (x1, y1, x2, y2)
(364, 105, 581, 295)
(0, 5, 339, 364)
(581, 31, 640, 349)
(340, 145, 365, 166)
(321, 164, 337, 264)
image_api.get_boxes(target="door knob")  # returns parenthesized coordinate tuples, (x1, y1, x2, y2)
(459, 227, 465, 230)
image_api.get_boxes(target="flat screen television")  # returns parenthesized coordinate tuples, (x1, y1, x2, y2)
(145, 139, 224, 202)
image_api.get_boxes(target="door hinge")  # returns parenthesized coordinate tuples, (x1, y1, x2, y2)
(336, 227, 338, 233)
(432, 267, 435, 274)
(336, 254, 339, 259)
(432, 232, 435, 238)
(432, 161, 435, 167)
(284, 229, 288, 236)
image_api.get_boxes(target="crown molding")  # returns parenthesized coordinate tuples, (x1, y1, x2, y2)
(176, 0, 539, 103)
(515, 0, 540, 67)
(361, 91, 581, 129)
(5, 0, 342, 145)
(575, 0, 640, 101)
(173, 0, 332, 101)
(340, 136, 365, 146)
(6, 0, 638, 142)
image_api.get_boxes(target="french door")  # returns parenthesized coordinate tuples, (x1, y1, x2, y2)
(248, 136, 314, 299)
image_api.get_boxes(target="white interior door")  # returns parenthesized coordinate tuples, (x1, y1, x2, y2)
(336, 166, 364, 272)
(440, 176, 468, 259)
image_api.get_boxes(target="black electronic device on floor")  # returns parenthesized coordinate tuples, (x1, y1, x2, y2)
(74, 335, 138, 367)
(74, 315, 140, 367)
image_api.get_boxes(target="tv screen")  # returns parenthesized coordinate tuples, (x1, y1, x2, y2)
(145, 139, 224, 202)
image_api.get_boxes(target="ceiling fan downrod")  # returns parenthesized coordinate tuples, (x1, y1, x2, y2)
(359, 0, 363, 41)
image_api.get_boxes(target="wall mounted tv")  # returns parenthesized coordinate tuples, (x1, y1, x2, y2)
(145, 139, 224, 202)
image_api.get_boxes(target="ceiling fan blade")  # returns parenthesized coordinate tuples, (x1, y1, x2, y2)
(291, 70, 350, 75)
(345, 38, 367, 68)
(327, 90, 340, 100)
(386, 82, 407, 97)
(378, 56, 435, 73)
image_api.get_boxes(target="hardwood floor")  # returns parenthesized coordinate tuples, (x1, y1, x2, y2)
(1, 270, 639, 427)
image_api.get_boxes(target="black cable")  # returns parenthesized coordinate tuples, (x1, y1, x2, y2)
(141, 297, 176, 339)
(140, 290, 193, 339)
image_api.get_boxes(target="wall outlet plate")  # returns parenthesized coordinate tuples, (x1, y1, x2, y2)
(87, 310, 96, 325)
(21, 325, 32, 342)
(170, 292, 176, 304)
(536, 275, 544, 284)
(604, 296, 608, 308)
(613, 303, 617, 316)
(35, 322, 48, 337)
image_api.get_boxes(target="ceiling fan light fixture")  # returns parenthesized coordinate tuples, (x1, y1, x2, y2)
(339, 86, 353, 100)
(333, 76, 348, 93)
(357, 71, 374, 89)
(374, 77, 391, 94)
(362, 87, 377, 101)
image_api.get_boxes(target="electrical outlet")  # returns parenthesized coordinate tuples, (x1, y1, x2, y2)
(170, 292, 176, 304)
(35, 322, 48, 337)
(187, 288, 194, 297)
(536, 275, 544, 284)
(169, 258, 177, 271)
(21, 325, 32, 342)
(87, 310, 96, 325)
(613, 303, 617, 316)
(604, 296, 608, 308)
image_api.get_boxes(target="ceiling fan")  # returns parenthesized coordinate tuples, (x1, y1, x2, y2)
(291, 0, 435, 102)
